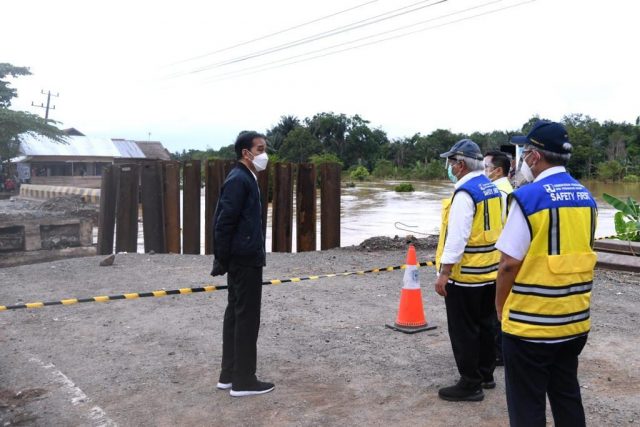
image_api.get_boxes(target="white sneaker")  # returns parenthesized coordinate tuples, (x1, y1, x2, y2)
(216, 382, 232, 390)
(230, 381, 275, 397)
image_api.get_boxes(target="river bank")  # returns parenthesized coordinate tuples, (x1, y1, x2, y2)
(1, 249, 638, 426)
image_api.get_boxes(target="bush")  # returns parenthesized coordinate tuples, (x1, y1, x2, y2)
(309, 153, 344, 167)
(411, 160, 446, 180)
(603, 193, 640, 241)
(349, 165, 370, 181)
(597, 160, 624, 181)
(394, 183, 414, 192)
(372, 159, 394, 178)
(622, 174, 639, 183)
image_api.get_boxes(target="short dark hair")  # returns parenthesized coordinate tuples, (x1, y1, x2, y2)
(484, 150, 511, 177)
(234, 130, 266, 159)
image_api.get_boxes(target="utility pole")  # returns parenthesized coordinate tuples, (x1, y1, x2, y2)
(31, 90, 59, 121)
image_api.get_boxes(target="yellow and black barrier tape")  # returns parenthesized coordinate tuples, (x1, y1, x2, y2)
(0, 260, 437, 312)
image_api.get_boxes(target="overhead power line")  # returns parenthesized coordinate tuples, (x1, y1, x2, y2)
(204, 0, 502, 82)
(169, 0, 448, 78)
(169, 0, 380, 66)
(203, 0, 536, 84)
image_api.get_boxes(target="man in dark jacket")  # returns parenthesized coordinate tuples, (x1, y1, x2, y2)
(211, 130, 273, 397)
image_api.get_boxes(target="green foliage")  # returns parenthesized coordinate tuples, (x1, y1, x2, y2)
(602, 193, 640, 241)
(410, 159, 446, 180)
(1, 63, 31, 108)
(172, 144, 235, 161)
(279, 127, 322, 163)
(597, 160, 624, 181)
(309, 152, 343, 167)
(266, 115, 300, 151)
(175, 110, 640, 183)
(372, 159, 394, 178)
(349, 165, 369, 181)
(1, 63, 67, 161)
(394, 183, 414, 192)
(622, 174, 639, 183)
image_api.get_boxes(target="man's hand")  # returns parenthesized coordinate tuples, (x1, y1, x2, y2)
(210, 259, 227, 277)
(435, 272, 449, 297)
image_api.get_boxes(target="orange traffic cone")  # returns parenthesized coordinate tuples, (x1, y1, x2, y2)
(385, 245, 437, 334)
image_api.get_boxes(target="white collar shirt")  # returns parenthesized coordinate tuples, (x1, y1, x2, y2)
(439, 170, 483, 267)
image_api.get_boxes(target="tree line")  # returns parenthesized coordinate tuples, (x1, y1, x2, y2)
(4, 61, 636, 182)
(172, 112, 640, 182)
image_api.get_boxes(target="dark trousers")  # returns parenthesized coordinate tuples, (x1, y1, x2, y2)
(220, 262, 263, 387)
(444, 282, 496, 387)
(494, 318, 503, 362)
(503, 334, 587, 427)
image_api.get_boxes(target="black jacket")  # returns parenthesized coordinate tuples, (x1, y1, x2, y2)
(213, 162, 265, 268)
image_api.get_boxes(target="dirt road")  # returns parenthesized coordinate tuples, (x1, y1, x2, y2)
(1, 248, 638, 426)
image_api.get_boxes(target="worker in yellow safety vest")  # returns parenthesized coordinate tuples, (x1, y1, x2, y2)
(434, 139, 503, 402)
(483, 150, 514, 223)
(483, 149, 514, 367)
(495, 120, 597, 427)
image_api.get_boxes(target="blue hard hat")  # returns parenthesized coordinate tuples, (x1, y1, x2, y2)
(439, 139, 483, 160)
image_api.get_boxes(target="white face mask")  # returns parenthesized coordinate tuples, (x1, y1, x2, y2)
(519, 152, 535, 183)
(251, 152, 269, 172)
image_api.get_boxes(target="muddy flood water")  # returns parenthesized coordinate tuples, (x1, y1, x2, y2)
(125, 180, 640, 253)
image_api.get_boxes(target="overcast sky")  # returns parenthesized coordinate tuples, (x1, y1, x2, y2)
(4, 0, 639, 153)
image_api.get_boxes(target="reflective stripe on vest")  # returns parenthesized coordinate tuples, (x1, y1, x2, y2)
(494, 177, 513, 223)
(501, 172, 598, 341)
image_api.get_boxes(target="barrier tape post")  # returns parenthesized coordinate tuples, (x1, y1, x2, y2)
(0, 260, 437, 312)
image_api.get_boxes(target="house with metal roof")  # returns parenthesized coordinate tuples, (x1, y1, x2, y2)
(16, 134, 171, 188)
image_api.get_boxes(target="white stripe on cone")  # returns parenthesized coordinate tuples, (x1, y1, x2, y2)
(402, 265, 420, 290)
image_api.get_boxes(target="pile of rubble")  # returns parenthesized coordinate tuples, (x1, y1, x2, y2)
(357, 234, 439, 251)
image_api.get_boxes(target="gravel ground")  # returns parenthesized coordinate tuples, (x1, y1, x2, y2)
(1, 248, 639, 426)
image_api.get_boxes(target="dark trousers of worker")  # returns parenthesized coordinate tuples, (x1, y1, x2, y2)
(444, 282, 496, 387)
(494, 318, 503, 362)
(502, 334, 587, 427)
(220, 262, 263, 387)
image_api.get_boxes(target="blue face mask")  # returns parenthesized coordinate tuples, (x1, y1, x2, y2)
(447, 163, 458, 183)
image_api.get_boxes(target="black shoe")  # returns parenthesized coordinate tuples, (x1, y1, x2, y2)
(230, 380, 275, 397)
(481, 380, 496, 389)
(438, 381, 484, 402)
(217, 373, 232, 390)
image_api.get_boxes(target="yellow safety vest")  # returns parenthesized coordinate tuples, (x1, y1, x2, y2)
(494, 177, 513, 224)
(501, 172, 597, 341)
(435, 175, 503, 285)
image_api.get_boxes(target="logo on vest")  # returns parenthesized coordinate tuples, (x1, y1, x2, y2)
(542, 182, 591, 202)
